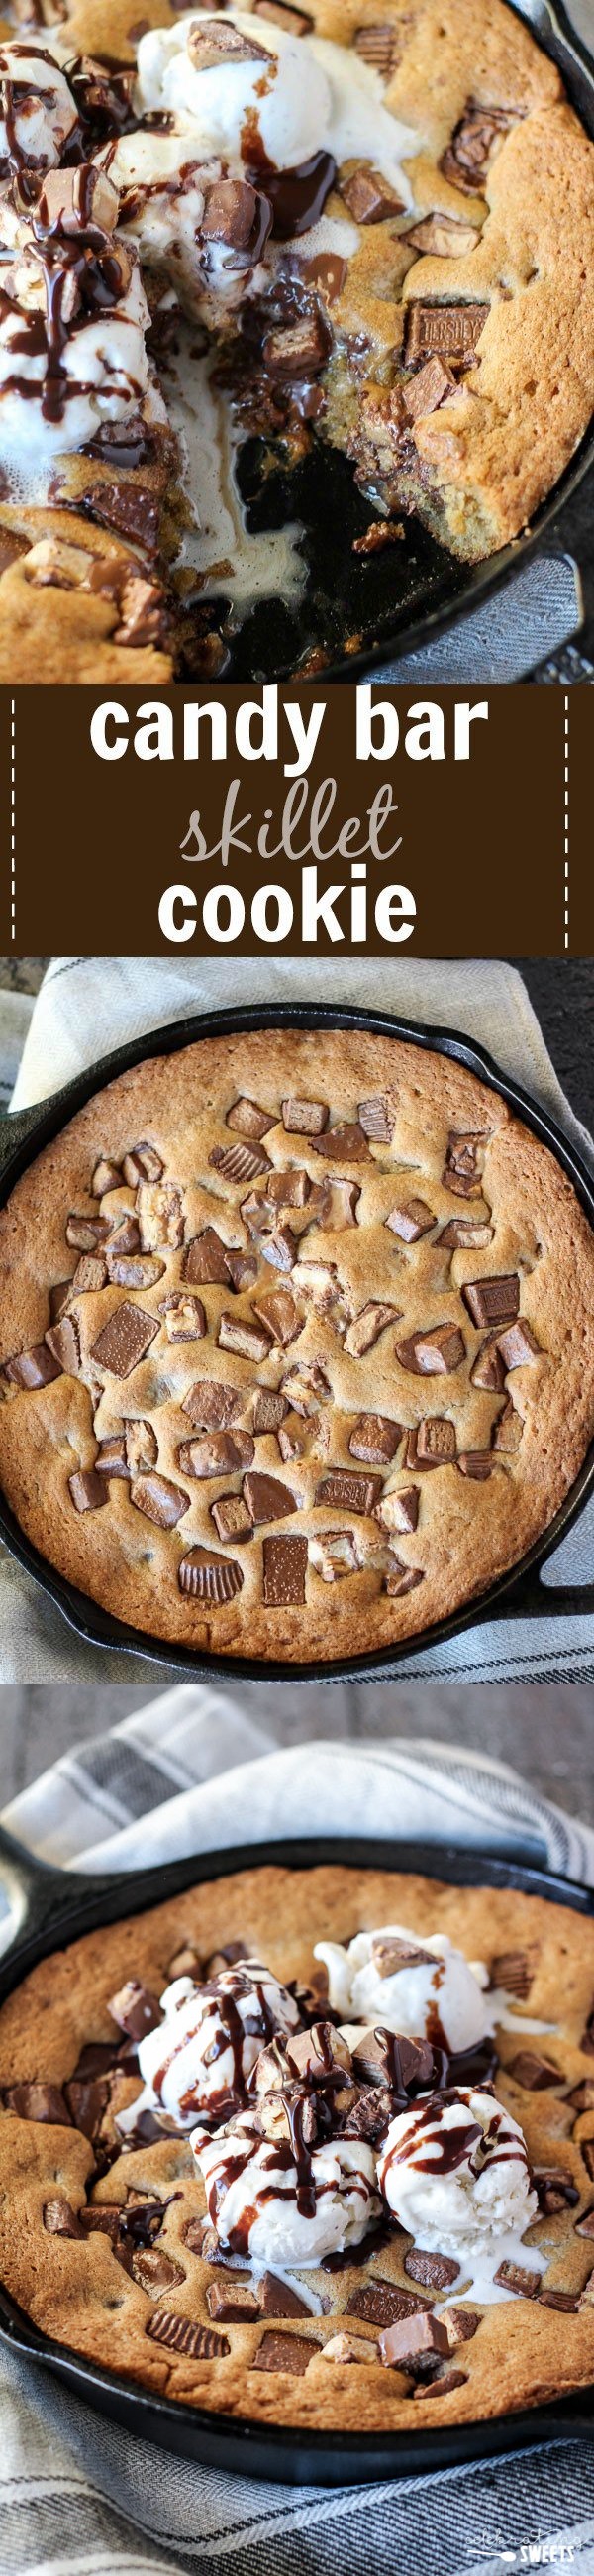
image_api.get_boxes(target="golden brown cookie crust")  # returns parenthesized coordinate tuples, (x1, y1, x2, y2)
(0, 1027, 592, 1664)
(1, 1860, 594, 2432)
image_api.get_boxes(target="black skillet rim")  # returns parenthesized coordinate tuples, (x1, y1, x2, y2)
(0, 998, 593, 1679)
(0, 1831, 593, 2484)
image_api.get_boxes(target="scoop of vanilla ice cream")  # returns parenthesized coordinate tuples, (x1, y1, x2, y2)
(195, 2112, 381, 2264)
(0, 43, 77, 170)
(378, 2087, 538, 2259)
(95, 133, 269, 320)
(116, 1960, 300, 2136)
(314, 1926, 493, 2055)
(0, 248, 151, 459)
(135, 10, 415, 198)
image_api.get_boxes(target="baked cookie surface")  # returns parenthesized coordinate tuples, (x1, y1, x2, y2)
(0, 0, 592, 678)
(1, 1860, 594, 2434)
(0, 1025, 593, 1664)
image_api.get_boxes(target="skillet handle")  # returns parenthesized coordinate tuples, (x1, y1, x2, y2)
(0, 1822, 97, 1961)
(489, 1563, 594, 1623)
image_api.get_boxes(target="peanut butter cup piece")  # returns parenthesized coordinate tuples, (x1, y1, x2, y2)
(106, 1253, 165, 1290)
(384, 1556, 424, 1596)
(226, 1097, 275, 1139)
(90, 1302, 158, 1377)
(282, 1360, 330, 1414)
(183, 1380, 245, 1430)
(226, 1250, 260, 1292)
(311, 1123, 370, 1161)
(159, 1293, 206, 1342)
(496, 1322, 542, 1368)
(534, 2167, 578, 2214)
(342, 164, 404, 222)
(260, 1227, 298, 1273)
(403, 357, 457, 422)
(576, 2205, 594, 2237)
(444, 1131, 485, 1196)
(130, 1473, 189, 1528)
(253, 0, 311, 29)
(265, 1169, 312, 1207)
(123, 1145, 163, 1186)
(348, 1413, 402, 1464)
(243, 1469, 297, 1522)
(282, 1097, 328, 1133)
(46, 1315, 81, 1374)
(133, 2248, 185, 2292)
(357, 1092, 397, 1142)
(309, 1528, 360, 1580)
(95, 1437, 129, 1479)
(148, 2310, 230, 2358)
(251, 1287, 303, 1347)
(345, 1301, 400, 1356)
(252, 2330, 319, 2374)
(507, 2051, 560, 2089)
(376, 1486, 419, 1533)
(187, 14, 268, 65)
(491, 1947, 537, 1997)
(92, 1157, 122, 1196)
(178, 1547, 244, 1602)
(441, 2308, 480, 2346)
(210, 1141, 271, 1184)
(218, 1313, 272, 1361)
(3, 1342, 62, 1390)
(396, 1324, 465, 1374)
(136, 1182, 184, 1252)
(182, 1229, 234, 1286)
(385, 1198, 434, 1242)
(440, 1219, 494, 1248)
(492, 1397, 523, 1453)
(65, 1213, 112, 1252)
(43, 2197, 84, 2237)
(124, 1421, 157, 1476)
(414, 2368, 468, 2399)
(262, 1533, 308, 1603)
(315, 1468, 383, 1515)
(178, 1431, 254, 1478)
(353, 22, 398, 72)
(4, 2083, 72, 2125)
(470, 1335, 507, 1392)
(403, 213, 480, 257)
(109, 1978, 161, 2038)
(440, 102, 516, 192)
(68, 1468, 108, 1514)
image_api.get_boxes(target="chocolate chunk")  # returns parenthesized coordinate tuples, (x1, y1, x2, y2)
(187, 13, 268, 65)
(403, 212, 480, 256)
(43, 2197, 83, 2236)
(206, 2281, 260, 2322)
(4, 2082, 72, 2125)
(396, 1325, 465, 1375)
(462, 1275, 520, 1328)
(581, 2011, 594, 2058)
(263, 309, 331, 377)
(413, 2367, 468, 2398)
(183, 1230, 235, 1287)
(507, 2051, 560, 2090)
(493, 2261, 540, 2297)
(49, 1283, 75, 1325)
(311, 1123, 370, 1161)
(441, 102, 516, 192)
(226, 1097, 275, 1139)
(209, 1142, 271, 1184)
(65, 1212, 112, 1253)
(534, 2168, 579, 2215)
(405, 301, 489, 367)
(243, 1470, 297, 1523)
(379, 2312, 449, 2370)
(159, 1293, 206, 1342)
(575, 2206, 594, 2239)
(441, 2307, 480, 2348)
(353, 21, 397, 72)
(252, 2330, 318, 2374)
(90, 1303, 158, 1377)
(262, 1533, 308, 1604)
(266, 1170, 312, 1207)
(405, 2250, 459, 2291)
(260, 1227, 298, 1273)
(444, 1130, 485, 1195)
(385, 1198, 434, 1242)
(64, 2075, 110, 2139)
(582, 2144, 594, 2180)
(183, 1380, 245, 1431)
(255, 2279, 310, 2325)
(470, 1335, 507, 1392)
(130, 1473, 189, 1528)
(315, 1468, 383, 1515)
(92, 1157, 122, 1196)
(108, 1215, 141, 1256)
(372, 1934, 435, 1975)
(252, 1388, 288, 1433)
(108, 1979, 161, 2040)
(440, 1219, 494, 1249)
(404, 356, 457, 421)
(345, 1302, 400, 1357)
(45, 1315, 81, 1374)
(106, 1253, 165, 1290)
(68, 1468, 108, 1514)
(457, 1452, 494, 1480)
(71, 1255, 108, 1296)
(342, 164, 404, 222)
(123, 1145, 163, 1186)
(218, 1313, 272, 1361)
(147, 2310, 230, 2357)
(251, 1288, 303, 1347)
(211, 1494, 253, 1543)
(287, 2023, 349, 2083)
(539, 2291, 580, 2311)
(4, 1342, 62, 1391)
(132, 2248, 185, 2292)
(282, 1361, 330, 1415)
(348, 1413, 402, 1464)
(491, 1949, 536, 1998)
(496, 1323, 542, 1369)
(178, 1547, 244, 1602)
(346, 2279, 428, 2328)
(568, 2082, 594, 2112)
(385, 1556, 425, 1597)
(226, 1250, 260, 1293)
(178, 1431, 254, 1478)
(376, 1485, 419, 1533)
(79, 2207, 121, 2246)
(309, 1529, 360, 1580)
(282, 1097, 328, 1133)
(253, 0, 311, 28)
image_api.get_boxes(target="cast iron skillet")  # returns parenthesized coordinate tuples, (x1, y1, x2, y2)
(0, 1825, 593, 2484)
(216, 0, 594, 682)
(0, 1000, 593, 1679)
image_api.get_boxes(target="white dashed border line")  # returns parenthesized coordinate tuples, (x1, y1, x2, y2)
(564, 690, 569, 953)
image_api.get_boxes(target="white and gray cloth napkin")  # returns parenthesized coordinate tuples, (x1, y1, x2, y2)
(2, 1693, 594, 2576)
(0, 953, 593, 1684)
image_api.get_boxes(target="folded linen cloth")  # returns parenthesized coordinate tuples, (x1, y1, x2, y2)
(2, 1692, 594, 2576)
(1, 954, 593, 1683)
